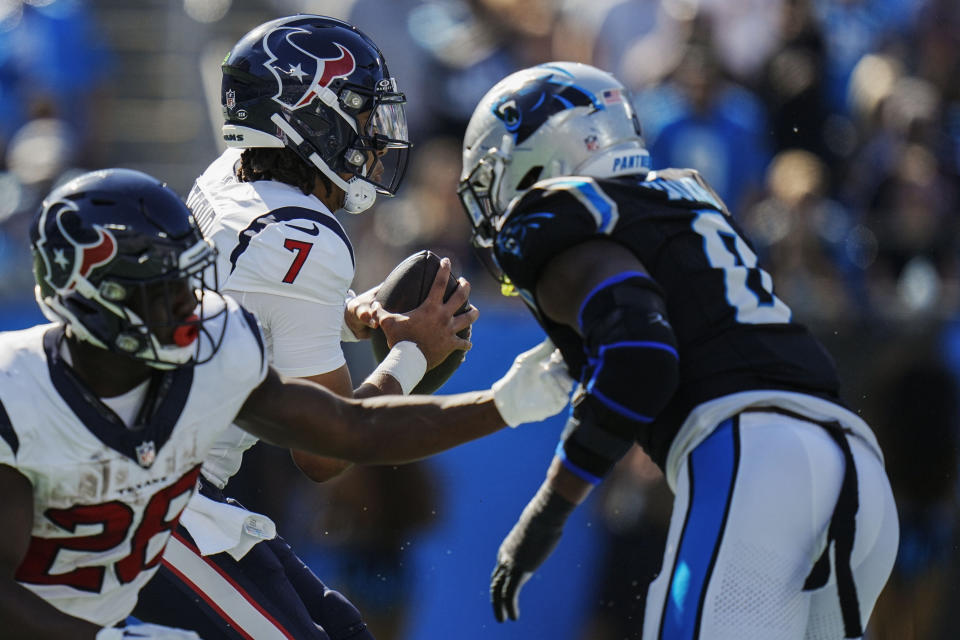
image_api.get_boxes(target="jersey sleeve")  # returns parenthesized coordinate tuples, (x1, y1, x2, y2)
(494, 180, 611, 292)
(211, 297, 271, 403)
(220, 211, 354, 378)
(223, 212, 355, 306)
(227, 289, 346, 377)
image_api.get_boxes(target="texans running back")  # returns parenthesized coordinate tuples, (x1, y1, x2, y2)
(0, 168, 573, 639)
(458, 63, 898, 639)
(0, 169, 263, 639)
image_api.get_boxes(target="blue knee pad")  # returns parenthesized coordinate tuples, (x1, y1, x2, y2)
(560, 273, 679, 481)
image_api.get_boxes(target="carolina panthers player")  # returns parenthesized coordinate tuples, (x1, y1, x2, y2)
(133, 14, 478, 640)
(458, 62, 899, 639)
(0, 168, 573, 639)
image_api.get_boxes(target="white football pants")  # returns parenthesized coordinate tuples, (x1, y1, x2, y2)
(643, 410, 898, 640)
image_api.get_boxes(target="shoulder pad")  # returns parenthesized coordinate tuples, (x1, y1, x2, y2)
(496, 179, 611, 292)
(512, 176, 621, 234)
(639, 168, 730, 214)
(228, 206, 354, 272)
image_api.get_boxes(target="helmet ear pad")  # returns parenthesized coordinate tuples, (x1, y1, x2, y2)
(60, 291, 149, 355)
(287, 106, 359, 177)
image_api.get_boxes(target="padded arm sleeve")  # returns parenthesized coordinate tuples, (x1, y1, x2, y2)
(558, 273, 679, 482)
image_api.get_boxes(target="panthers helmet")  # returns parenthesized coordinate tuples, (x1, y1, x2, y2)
(221, 14, 410, 214)
(30, 169, 227, 369)
(459, 62, 650, 252)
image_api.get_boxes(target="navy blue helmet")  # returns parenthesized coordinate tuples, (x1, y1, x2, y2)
(221, 15, 411, 214)
(31, 169, 226, 368)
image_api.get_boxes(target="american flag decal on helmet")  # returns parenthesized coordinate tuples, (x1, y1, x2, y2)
(602, 88, 623, 105)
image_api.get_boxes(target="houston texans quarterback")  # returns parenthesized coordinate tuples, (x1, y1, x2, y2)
(133, 14, 480, 640)
(458, 62, 899, 639)
(0, 168, 573, 639)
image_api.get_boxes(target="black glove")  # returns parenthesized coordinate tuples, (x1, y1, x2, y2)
(490, 485, 576, 622)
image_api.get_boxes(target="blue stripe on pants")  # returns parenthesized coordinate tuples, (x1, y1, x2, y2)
(659, 418, 740, 639)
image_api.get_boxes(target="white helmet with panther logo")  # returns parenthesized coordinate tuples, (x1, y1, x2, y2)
(458, 62, 650, 249)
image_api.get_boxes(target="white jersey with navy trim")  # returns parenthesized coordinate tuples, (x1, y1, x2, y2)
(0, 296, 267, 627)
(187, 148, 355, 488)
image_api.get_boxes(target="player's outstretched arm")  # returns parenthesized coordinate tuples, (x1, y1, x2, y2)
(491, 239, 669, 622)
(0, 466, 202, 639)
(290, 259, 478, 480)
(235, 339, 574, 464)
(490, 456, 594, 622)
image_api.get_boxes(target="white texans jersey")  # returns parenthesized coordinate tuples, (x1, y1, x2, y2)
(187, 148, 355, 488)
(0, 297, 268, 626)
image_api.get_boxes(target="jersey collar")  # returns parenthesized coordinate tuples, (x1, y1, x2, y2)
(43, 326, 194, 468)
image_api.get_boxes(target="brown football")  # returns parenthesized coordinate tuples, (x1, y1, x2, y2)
(370, 250, 471, 394)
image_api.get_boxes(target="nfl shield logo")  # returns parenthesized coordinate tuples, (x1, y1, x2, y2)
(225, 89, 236, 109)
(136, 441, 156, 468)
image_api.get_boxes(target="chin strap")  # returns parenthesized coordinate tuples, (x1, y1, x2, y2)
(270, 113, 378, 214)
(334, 173, 377, 215)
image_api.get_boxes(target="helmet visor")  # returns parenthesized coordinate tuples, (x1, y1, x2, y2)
(369, 99, 409, 148)
(350, 78, 411, 196)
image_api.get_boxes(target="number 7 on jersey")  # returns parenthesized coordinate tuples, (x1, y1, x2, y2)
(282, 239, 313, 284)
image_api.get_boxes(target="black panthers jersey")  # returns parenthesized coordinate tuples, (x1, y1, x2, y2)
(493, 169, 842, 467)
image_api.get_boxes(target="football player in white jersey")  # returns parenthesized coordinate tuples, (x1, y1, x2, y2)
(133, 14, 482, 640)
(0, 168, 573, 639)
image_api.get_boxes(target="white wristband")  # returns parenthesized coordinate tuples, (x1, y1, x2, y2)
(96, 630, 123, 640)
(370, 340, 427, 394)
(340, 289, 361, 342)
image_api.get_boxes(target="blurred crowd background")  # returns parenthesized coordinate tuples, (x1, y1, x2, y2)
(0, 0, 958, 638)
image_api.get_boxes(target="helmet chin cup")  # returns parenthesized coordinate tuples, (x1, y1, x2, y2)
(342, 177, 377, 214)
(307, 150, 378, 214)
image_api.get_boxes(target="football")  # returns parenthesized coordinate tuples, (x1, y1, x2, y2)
(370, 250, 471, 394)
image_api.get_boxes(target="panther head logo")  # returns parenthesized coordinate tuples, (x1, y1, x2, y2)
(492, 73, 598, 145)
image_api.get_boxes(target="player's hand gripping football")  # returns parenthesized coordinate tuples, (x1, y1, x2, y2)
(343, 285, 380, 340)
(374, 257, 478, 369)
(491, 484, 576, 622)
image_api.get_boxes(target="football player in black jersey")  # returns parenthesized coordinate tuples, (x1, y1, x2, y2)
(458, 62, 899, 639)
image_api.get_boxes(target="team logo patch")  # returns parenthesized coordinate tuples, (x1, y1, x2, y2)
(136, 440, 156, 468)
(35, 199, 118, 293)
(492, 73, 599, 144)
(262, 26, 356, 110)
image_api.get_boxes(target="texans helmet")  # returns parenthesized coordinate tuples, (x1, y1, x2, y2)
(221, 14, 411, 214)
(30, 169, 227, 369)
(458, 62, 650, 275)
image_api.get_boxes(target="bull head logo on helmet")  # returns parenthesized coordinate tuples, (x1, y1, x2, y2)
(262, 26, 356, 111)
(35, 200, 118, 293)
